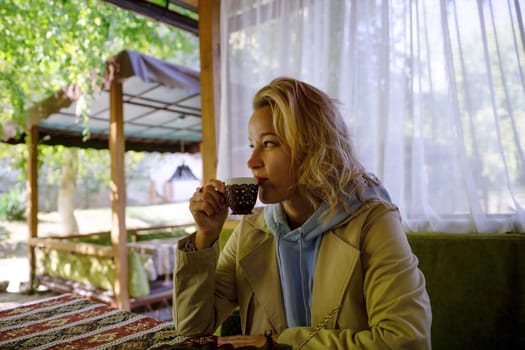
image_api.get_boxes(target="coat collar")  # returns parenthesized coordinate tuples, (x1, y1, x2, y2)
(239, 210, 361, 330)
(310, 205, 371, 327)
(312, 229, 361, 327)
(239, 212, 287, 331)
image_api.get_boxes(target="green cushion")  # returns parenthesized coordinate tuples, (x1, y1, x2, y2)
(36, 247, 152, 298)
(407, 233, 525, 350)
(128, 251, 150, 298)
(219, 227, 525, 349)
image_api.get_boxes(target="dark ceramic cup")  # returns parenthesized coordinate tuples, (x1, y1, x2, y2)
(224, 177, 258, 215)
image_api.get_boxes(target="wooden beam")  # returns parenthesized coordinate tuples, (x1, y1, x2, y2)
(109, 80, 130, 311)
(27, 125, 39, 293)
(3, 128, 201, 153)
(28, 238, 114, 258)
(198, 0, 221, 182)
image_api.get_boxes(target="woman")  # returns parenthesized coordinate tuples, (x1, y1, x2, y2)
(173, 77, 432, 349)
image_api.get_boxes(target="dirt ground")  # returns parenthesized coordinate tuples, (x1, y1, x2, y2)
(0, 202, 192, 311)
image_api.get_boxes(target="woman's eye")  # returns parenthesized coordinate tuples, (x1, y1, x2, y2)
(263, 141, 278, 147)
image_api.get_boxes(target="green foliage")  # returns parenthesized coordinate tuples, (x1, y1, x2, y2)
(0, 184, 26, 221)
(36, 146, 148, 209)
(0, 0, 200, 219)
(0, 0, 199, 212)
(0, 143, 26, 181)
(125, 151, 147, 183)
(0, 0, 199, 130)
(0, 225, 9, 240)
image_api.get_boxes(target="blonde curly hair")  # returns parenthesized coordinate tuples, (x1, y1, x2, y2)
(253, 77, 371, 215)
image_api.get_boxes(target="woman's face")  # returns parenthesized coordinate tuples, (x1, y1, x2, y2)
(247, 106, 295, 204)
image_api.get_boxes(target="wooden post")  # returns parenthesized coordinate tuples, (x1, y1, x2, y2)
(198, 0, 221, 182)
(109, 80, 130, 311)
(27, 125, 39, 293)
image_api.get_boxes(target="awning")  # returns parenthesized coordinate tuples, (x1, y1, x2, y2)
(2, 49, 202, 153)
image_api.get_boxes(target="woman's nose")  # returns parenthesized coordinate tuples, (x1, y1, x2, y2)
(247, 149, 262, 169)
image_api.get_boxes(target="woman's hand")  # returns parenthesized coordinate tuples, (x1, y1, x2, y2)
(189, 179, 229, 250)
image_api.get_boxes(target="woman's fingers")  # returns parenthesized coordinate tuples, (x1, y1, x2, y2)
(209, 178, 226, 193)
(191, 183, 226, 215)
(189, 179, 229, 237)
(189, 180, 229, 249)
(202, 184, 226, 212)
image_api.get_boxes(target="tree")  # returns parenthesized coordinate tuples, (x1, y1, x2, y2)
(58, 147, 79, 233)
(0, 0, 198, 128)
(0, 0, 199, 233)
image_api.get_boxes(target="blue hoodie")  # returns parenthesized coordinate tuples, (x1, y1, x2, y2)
(263, 178, 391, 327)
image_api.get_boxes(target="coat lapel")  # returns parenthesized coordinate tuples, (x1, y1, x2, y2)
(239, 230, 287, 331)
(312, 230, 361, 328)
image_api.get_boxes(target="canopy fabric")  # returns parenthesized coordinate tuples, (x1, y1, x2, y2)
(105, 49, 199, 92)
(2, 49, 202, 153)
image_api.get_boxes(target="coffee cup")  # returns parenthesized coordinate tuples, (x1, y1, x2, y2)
(224, 177, 259, 215)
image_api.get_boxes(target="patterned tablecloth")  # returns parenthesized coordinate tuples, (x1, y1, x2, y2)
(0, 294, 186, 349)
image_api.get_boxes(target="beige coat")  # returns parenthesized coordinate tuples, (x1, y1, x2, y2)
(173, 201, 432, 349)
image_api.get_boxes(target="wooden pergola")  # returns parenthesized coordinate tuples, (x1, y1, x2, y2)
(23, 0, 221, 310)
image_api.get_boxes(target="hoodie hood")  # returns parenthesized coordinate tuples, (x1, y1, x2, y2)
(263, 176, 391, 327)
(264, 177, 391, 241)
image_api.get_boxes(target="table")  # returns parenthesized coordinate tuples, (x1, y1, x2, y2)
(0, 293, 187, 349)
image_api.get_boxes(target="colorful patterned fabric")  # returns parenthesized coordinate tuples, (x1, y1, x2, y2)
(0, 294, 187, 349)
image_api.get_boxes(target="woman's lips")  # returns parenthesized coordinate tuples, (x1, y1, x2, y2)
(255, 177, 267, 186)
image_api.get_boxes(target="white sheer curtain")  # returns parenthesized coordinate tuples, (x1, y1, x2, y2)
(218, 0, 525, 233)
